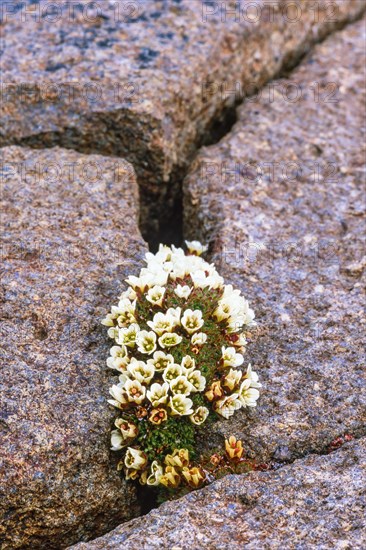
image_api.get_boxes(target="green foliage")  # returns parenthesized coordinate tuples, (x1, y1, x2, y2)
(136, 417, 196, 463)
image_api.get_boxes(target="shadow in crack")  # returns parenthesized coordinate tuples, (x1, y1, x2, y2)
(136, 485, 159, 515)
(143, 105, 239, 253)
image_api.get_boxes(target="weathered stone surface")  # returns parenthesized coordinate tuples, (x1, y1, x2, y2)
(1, 0, 364, 238)
(0, 146, 146, 548)
(184, 19, 366, 464)
(72, 438, 366, 549)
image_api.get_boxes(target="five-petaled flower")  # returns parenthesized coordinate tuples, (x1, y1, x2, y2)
(124, 447, 147, 470)
(169, 394, 194, 416)
(181, 309, 205, 334)
(149, 407, 168, 425)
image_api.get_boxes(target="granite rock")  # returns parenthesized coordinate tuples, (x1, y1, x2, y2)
(0, 146, 147, 548)
(184, 19, 366, 464)
(1, 0, 364, 238)
(71, 438, 366, 549)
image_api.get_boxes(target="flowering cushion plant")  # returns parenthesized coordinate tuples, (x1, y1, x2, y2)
(103, 241, 261, 491)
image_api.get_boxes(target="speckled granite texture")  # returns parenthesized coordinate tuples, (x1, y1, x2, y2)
(0, 146, 147, 548)
(184, 19, 366, 463)
(1, 0, 364, 237)
(71, 438, 366, 549)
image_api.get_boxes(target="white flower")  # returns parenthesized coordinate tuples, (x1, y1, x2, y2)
(190, 271, 211, 289)
(111, 430, 125, 451)
(174, 285, 192, 299)
(169, 394, 194, 416)
(238, 379, 260, 407)
(106, 345, 129, 372)
(191, 332, 207, 346)
(111, 418, 138, 450)
(213, 301, 231, 322)
(158, 332, 183, 348)
(107, 326, 119, 341)
(163, 364, 182, 383)
(227, 306, 256, 332)
(223, 368, 242, 391)
(119, 287, 137, 301)
(214, 285, 256, 330)
(127, 359, 155, 384)
(113, 299, 137, 327)
(181, 355, 195, 371)
(244, 364, 262, 389)
(146, 460, 164, 486)
(103, 298, 135, 328)
(124, 379, 146, 404)
(101, 312, 117, 327)
(166, 307, 181, 327)
(115, 418, 138, 442)
(147, 312, 174, 335)
(145, 244, 172, 264)
(181, 309, 204, 334)
(190, 269, 224, 289)
(232, 333, 248, 349)
(151, 260, 174, 274)
(108, 382, 128, 408)
(169, 259, 191, 280)
(125, 275, 150, 291)
(187, 370, 206, 392)
(126, 271, 168, 291)
(147, 351, 174, 372)
(221, 346, 244, 368)
(146, 382, 170, 407)
(117, 323, 140, 347)
(124, 447, 147, 470)
(228, 300, 256, 332)
(140, 267, 169, 287)
(190, 406, 209, 425)
(170, 376, 193, 395)
(185, 240, 208, 256)
(146, 285, 166, 307)
(214, 394, 242, 419)
(136, 330, 157, 354)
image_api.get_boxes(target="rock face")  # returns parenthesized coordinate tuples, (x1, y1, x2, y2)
(71, 438, 366, 549)
(184, 19, 366, 464)
(0, 146, 146, 548)
(1, 0, 364, 238)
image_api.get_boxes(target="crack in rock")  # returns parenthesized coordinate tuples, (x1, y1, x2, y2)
(1, 0, 364, 247)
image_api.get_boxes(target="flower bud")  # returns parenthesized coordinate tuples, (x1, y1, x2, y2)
(159, 466, 181, 488)
(182, 466, 205, 488)
(164, 448, 190, 469)
(205, 380, 223, 402)
(225, 436, 244, 460)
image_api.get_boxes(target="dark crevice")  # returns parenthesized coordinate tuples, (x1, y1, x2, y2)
(145, 105, 239, 253)
(136, 484, 159, 515)
(147, 188, 184, 253)
(202, 105, 239, 148)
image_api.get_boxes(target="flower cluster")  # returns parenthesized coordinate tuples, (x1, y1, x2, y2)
(103, 241, 260, 487)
